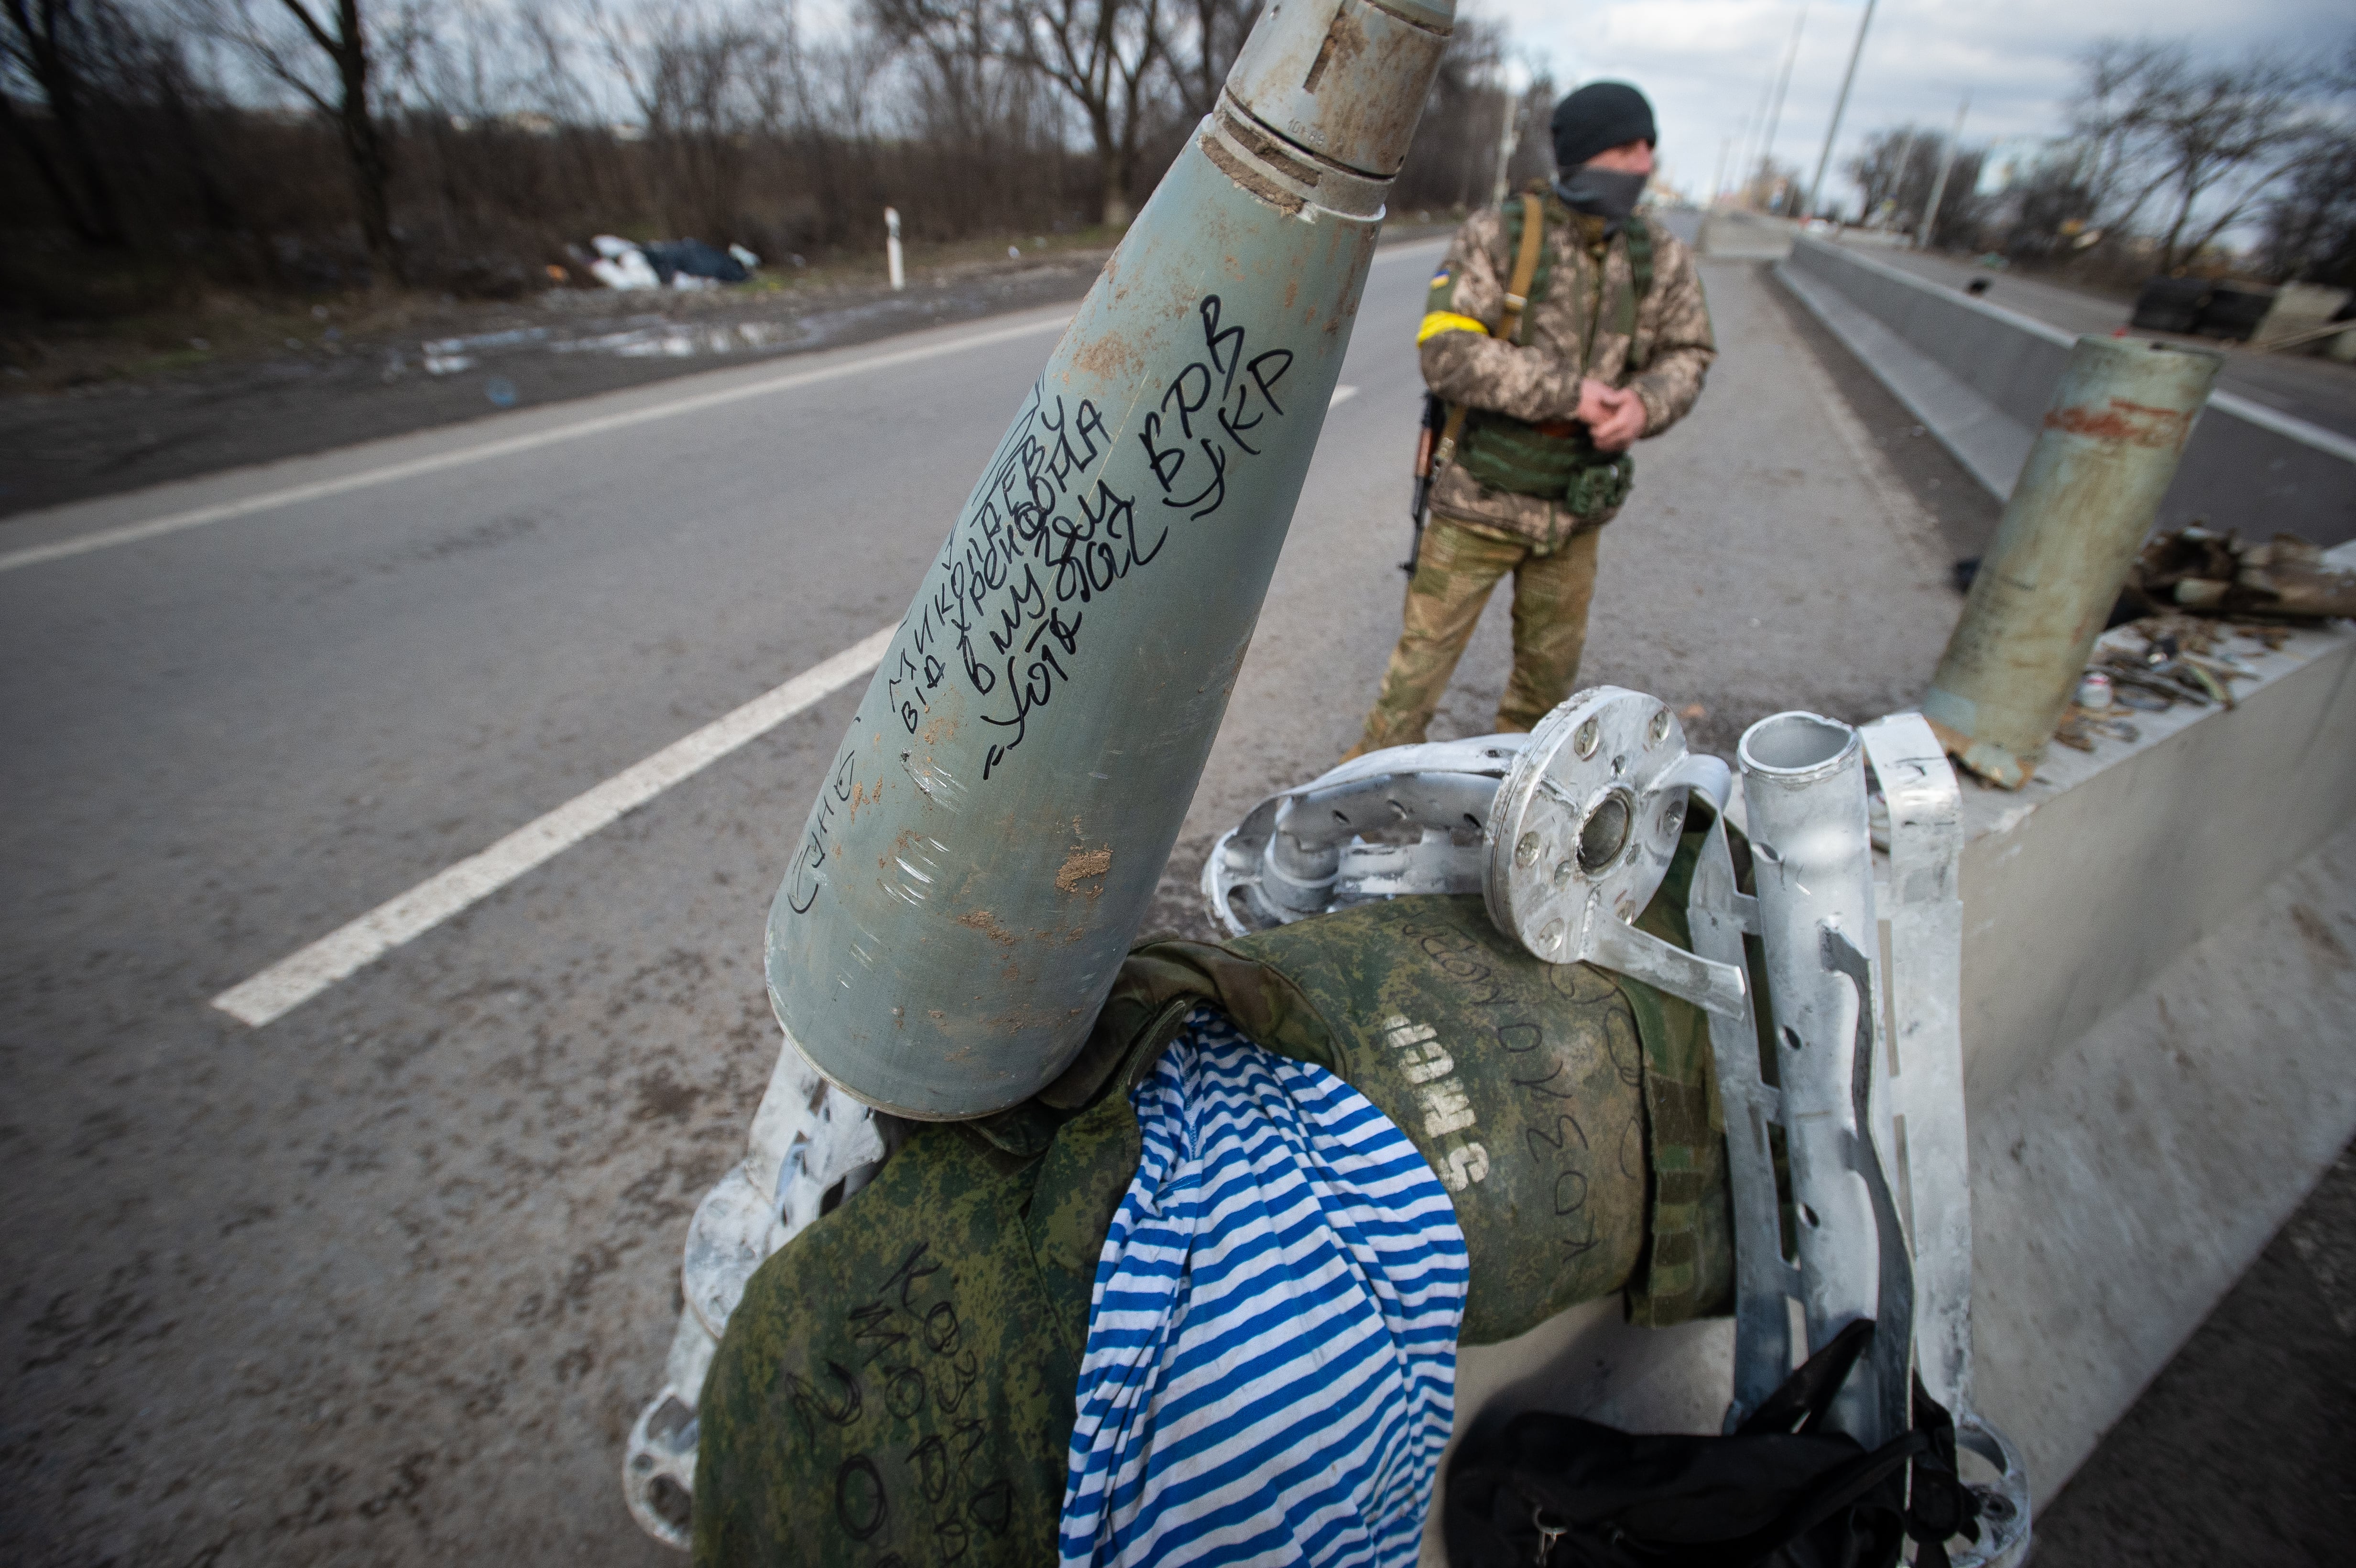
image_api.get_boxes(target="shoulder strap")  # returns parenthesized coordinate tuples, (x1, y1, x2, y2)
(1498, 192, 1548, 344)
(1625, 214, 1654, 302)
(1434, 195, 1549, 471)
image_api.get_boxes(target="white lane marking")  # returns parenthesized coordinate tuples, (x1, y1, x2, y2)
(1330, 385, 1358, 407)
(0, 316, 1072, 576)
(212, 625, 895, 1027)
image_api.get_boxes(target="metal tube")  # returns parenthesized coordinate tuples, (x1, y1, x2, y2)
(765, 0, 1456, 1119)
(1738, 711, 1898, 1445)
(1923, 335, 2221, 788)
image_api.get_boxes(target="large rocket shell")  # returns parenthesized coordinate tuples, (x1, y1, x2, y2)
(767, 115, 1397, 1117)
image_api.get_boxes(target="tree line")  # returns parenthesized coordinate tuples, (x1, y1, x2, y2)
(1841, 33, 2356, 288)
(0, 0, 1529, 313)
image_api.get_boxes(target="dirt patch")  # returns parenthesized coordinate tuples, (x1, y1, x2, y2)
(954, 908, 1018, 945)
(1055, 845, 1112, 893)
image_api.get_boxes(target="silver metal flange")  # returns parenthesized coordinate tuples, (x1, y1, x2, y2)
(1482, 686, 1747, 1018)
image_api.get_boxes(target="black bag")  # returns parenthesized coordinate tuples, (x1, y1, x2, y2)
(1443, 1320, 1981, 1568)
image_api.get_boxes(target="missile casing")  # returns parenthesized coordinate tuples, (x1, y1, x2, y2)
(1923, 335, 2221, 787)
(766, 0, 1456, 1118)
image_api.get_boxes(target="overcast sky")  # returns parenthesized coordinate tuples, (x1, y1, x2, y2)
(1478, 0, 2352, 208)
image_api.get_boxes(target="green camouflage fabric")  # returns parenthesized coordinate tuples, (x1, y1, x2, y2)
(693, 833, 1735, 1566)
(1355, 519, 1601, 750)
(1421, 194, 1715, 552)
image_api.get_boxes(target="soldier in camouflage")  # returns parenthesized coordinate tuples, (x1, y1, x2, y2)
(1346, 82, 1717, 756)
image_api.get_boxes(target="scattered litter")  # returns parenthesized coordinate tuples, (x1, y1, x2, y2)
(2073, 672, 2113, 711)
(2128, 525, 2356, 621)
(1008, 245, 1022, 260)
(312, 305, 329, 320)
(423, 354, 474, 375)
(588, 235, 757, 291)
(485, 377, 519, 408)
(589, 237, 661, 291)
(189, 337, 209, 351)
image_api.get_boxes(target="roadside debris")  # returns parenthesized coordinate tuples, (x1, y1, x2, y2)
(2128, 526, 2356, 621)
(585, 235, 759, 291)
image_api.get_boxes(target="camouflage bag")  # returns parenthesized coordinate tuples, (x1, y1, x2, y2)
(692, 831, 1737, 1567)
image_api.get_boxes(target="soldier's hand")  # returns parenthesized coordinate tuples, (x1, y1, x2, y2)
(1585, 383, 1647, 453)
(1574, 377, 1620, 427)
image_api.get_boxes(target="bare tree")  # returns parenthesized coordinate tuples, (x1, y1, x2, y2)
(1, 0, 130, 243)
(209, 0, 408, 283)
(1007, 0, 1166, 229)
(2071, 38, 2328, 274)
(1165, 0, 1248, 119)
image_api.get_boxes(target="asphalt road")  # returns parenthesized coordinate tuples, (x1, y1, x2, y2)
(0, 216, 2007, 1564)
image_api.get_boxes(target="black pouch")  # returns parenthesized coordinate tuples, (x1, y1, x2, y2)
(1443, 1319, 1981, 1568)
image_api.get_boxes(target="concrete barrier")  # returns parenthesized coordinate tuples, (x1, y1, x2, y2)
(1420, 590, 2356, 1563)
(1776, 235, 2356, 548)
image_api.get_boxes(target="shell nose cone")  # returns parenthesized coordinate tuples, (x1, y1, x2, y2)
(1223, 0, 1457, 180)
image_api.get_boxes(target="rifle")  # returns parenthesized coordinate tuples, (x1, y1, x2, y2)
(1403, 191, 1545, 575)
(1404, 392, 1448, 573)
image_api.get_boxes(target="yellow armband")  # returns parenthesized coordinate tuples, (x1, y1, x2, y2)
(1417, 311, 1491, 346)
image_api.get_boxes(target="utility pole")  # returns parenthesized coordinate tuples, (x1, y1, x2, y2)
(1758, 3, 1809, 206)
(1712, 134, 1733, 205)
(1489, 69, 1522, 208)
(1919, 94, 1970, 250)
(1805, 0, 1878, 221)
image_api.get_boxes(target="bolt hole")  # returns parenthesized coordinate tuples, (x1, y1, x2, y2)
(1462, 813, 1481, 830)
(1800, 1203, 1821, 1228)
(1577, 792, 1632, 873)
(1332, 810, 1351, 825)
(647, 1474, 694, 1531)
(1780, 1025, 1804, 1052)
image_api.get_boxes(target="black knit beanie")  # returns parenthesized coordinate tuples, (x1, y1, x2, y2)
(1551, 82, 1657, 169)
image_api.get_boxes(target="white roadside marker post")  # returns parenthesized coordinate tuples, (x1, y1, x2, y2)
(885, 206, 904, 291)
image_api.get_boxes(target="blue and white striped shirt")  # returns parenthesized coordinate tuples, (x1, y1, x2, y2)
(1059, 1008, 1468, 1568)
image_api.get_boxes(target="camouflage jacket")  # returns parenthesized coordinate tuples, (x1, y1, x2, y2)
(1420, 196, 1716, 550)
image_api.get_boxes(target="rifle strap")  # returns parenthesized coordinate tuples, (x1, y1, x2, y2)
(1433, 193, 1549, 473)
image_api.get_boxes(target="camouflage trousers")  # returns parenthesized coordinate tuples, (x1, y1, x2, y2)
(1352, 516, 1603, 754)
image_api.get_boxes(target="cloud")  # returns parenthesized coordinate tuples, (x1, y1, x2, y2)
(1475, 0, 2351, 207)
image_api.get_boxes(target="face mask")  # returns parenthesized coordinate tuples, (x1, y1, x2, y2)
(1554, 165, 1650, 223)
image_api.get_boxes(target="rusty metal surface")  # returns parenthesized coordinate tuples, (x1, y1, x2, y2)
(1224, 0, 1453, 179)
(764, 0, 1454, 1120)
(1922, 335, 2221, 787)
